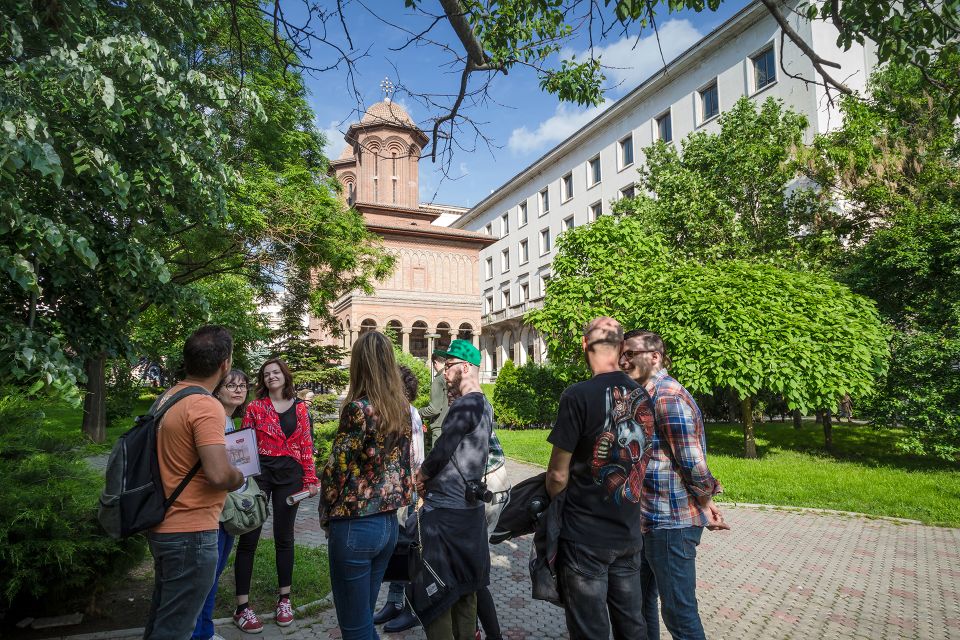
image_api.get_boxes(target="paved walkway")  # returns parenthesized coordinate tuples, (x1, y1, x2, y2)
(213, 459, 960, 640)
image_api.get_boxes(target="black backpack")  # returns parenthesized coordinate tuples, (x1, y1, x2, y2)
(98, 386, 209, 539)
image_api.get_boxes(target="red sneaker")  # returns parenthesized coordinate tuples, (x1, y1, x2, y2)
(233, 607, 263, 633)
(276, 596, 294, 626)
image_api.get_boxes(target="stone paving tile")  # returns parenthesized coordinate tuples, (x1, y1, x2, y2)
(218, 459, 960, 640)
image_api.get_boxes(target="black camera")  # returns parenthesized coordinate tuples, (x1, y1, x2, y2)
(465, 479, 493, 504)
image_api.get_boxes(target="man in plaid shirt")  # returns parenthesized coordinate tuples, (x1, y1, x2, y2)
(620, 329, 729, 640)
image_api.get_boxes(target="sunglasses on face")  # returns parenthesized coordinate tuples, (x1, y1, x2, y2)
(621, 350, 658, 359)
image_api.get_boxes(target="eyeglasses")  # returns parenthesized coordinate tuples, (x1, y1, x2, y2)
(224, 383, 248, 391)
(621, 350, 658, 359)
(443, 360, 466, 370)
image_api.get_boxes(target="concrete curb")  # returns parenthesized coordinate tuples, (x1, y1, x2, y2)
(51, 593, 334, 640)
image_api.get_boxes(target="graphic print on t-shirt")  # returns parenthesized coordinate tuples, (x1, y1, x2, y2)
(589, 386, 655, 505)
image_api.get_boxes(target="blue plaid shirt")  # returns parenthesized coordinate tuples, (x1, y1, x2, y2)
(641, 368, 722, 531)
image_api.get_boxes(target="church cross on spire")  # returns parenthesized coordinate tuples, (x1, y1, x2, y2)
(380, 77, 395, 103)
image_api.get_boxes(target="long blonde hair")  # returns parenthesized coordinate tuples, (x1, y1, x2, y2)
(344, 331, 409, 440)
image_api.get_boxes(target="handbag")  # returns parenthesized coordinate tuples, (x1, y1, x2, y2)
(407, 507, 452, 615)
(220, 476, 268, 536)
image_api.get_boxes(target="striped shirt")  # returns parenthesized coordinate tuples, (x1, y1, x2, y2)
(641, 368, 722, 531)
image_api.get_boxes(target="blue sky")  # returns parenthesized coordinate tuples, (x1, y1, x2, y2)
(302, 1, 750, 208)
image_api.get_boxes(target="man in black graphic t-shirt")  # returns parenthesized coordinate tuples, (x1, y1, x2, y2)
(546, 316, 655, 640)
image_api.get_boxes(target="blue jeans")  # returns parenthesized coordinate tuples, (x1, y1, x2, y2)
(144, 530, 219, 640)
(643, 527, 705, 640)
(557, 539, 647, 640)
(192, 525, 235, 640)
(329, 512, 399, 640)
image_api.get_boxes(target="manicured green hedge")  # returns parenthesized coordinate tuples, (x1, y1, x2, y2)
(492, 361, 570, 428)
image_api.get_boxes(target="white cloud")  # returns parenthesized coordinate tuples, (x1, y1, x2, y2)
(320, 120, 347, 157)
(561, 19, 704, 93)
(458, 162, 469, 176)
(506, 20, 704, 155)
(508, 101, 610, 155)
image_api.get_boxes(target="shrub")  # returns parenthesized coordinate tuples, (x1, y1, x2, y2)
(0, 392, 145, 614)
(393, 348, 431, 407)
(313, 419, 339, 468)
(493, 361, 569, 428)
(105, 358, 143, 425)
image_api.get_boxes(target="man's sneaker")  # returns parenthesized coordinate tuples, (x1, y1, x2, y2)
(276, 596, 294, 627)
(233, 607, 263, 633)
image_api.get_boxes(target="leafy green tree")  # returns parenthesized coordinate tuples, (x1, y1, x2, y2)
(616, 97, 836, 265)
(814, 56, 960, 459)
(131, 274, 271, 379)
(493, 360, 569, 427)
(529, 216, 889, 457)
(1, 3, 391, 440)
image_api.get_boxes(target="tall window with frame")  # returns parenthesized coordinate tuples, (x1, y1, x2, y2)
(588, 156, 601, 186)
(540, 228, 552, 254)
(589, 202, 602, 222)
(519, 282, 529, 303)
(485, 257, 493, 279)
(484, 294, 493, 315)
(752, 46, 776, 90)
(519, 201, 528, 226)
(656, 111, 672, 143)
(519, 239, 529, 264)
(502, 288, 511, 309)
(501, 248, 510, 272)
(700, 82, 719, 121)
(562, 172, 574, 201)
(501, 212, 509, 237)
(539, 188, 550, 214)
(619, 136, 634, 168)
(563, 216, 574, 232)
(391, 151, 398, 203)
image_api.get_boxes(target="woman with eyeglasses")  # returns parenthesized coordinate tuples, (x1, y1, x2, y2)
(233, 358, 319, 632)
(192, 368, 250, 640)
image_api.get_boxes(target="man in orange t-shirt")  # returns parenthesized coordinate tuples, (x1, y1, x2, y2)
(144, 326, 244, 640)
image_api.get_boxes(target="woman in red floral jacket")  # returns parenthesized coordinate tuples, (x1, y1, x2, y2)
(232, 358, 318, 632)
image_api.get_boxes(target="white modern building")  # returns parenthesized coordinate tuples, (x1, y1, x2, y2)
(451, 0, 875, 381)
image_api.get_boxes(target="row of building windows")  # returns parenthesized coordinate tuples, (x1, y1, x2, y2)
(484, 45, 777, 240)
(484, 273, 552, 314)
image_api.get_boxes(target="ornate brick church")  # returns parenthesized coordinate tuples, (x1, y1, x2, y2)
(310, 93, 494, 358)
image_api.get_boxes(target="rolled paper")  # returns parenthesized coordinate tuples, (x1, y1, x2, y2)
(286, 490, 312, 506)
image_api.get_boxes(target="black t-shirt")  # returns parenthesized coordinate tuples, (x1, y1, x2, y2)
(547, 370, 656, 547)
(278, 403, 298, 438)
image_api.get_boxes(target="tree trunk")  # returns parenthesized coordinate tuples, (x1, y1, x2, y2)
(727, 389, 740, 423)
(815, 409, 824, 424)
(742, 396, 757, 458)
(823, 408, 834, 451)
(82, 354, 107, 443)
(793, 409, 803, 430)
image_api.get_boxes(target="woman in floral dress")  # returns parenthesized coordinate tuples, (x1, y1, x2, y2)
(320, 331, 414, 640)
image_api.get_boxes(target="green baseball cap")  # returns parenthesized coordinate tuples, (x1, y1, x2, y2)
(434, 339, 481, 366)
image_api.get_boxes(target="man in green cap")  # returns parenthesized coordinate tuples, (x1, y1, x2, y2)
(413, 339, 492, 640)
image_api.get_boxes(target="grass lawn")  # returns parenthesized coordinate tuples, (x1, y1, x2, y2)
(497, 421, 960, 527)
(41, 393, 156, 454)
(214, 539, 330, 617)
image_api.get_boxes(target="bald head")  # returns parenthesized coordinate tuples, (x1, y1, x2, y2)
(583, 316, 624, 351)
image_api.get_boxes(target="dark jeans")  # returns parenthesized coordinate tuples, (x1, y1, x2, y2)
(643, 527, 705, 640)
(329, 512, 398, 640)
(235, 474, 301, 595)
(477, 586, 502, 639)
(639, 545, 660, 637)
(144, 530, 218, 640)
(192, 525, 235, 640)
(558, 539, 647, 640)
